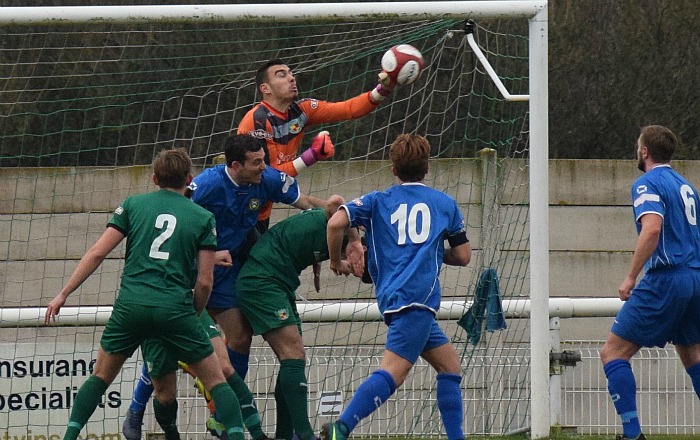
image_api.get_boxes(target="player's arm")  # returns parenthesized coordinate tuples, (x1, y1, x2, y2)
(193, 248, 216, 315)
(291, 192, 329, 211)
(344, 226, 365, 277)
(618, 213, 661, 301)
(444, 242, 471, 267)
(443, 227, 471, 266)
(301, 68, 396, 124)
(45, 226, 125, 325)
(327, 207, 353, 276)
(324, 194, 364, 277)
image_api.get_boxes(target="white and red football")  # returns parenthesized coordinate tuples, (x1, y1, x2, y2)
(381, 44, 425, 86)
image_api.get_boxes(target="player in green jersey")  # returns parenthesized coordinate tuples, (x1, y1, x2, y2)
(236, 196, 363, 440)
(45, 148, 245, 440)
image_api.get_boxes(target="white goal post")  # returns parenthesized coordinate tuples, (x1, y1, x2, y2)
(0, 1, 549, 437)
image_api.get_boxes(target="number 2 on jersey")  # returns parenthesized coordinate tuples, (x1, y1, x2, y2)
(149, 214, 177, 259)
(391, 203, 431, 245)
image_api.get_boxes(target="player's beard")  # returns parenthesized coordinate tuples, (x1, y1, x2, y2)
(637, 153, 645, 172)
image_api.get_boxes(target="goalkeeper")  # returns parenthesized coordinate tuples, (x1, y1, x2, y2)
(230, 57, 397, 387)
(236, 196, 363, 440)
(232, 57, 396, 385)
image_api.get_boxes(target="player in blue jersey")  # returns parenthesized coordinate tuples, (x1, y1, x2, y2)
(189, 134, 328, 350)
(600, 125, 700, 440)
(322, 133, 471, 440)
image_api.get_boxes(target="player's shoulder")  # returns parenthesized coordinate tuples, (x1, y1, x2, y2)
(633, 168, 668, 193)
(296, 98, 321, 111)
(240, 102, 265, 117)
(192, 165, 225, 186)
(259, 167, 297, 191)
(347, 191, 379, 207)
(123, 191, 155, 206)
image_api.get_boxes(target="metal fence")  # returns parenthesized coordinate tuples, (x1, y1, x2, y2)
(153, 342, 698, 438)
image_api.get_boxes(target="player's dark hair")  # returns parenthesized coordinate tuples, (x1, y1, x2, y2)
(224, 133, 264, 166)
(639, 125, 677, 163)
(255, 58, 286, 91)
(390, 133, 430, 182)
(153, 148, 191, 189)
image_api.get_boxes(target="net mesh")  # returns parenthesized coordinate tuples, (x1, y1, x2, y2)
(0, 16, 531, 438)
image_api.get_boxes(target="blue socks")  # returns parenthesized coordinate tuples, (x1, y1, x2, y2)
(339, 369, 396, 433)
(604, 359, 640, 439)
(227, 347, 250, 381)
(686, 362, 700, 400)
(437, 373, 464, 440)
(130, 363, 154, 413)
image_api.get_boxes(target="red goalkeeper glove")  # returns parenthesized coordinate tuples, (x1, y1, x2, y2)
(295, 131, 334, 170)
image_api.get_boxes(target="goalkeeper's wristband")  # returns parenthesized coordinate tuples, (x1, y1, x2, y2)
(370, 84, 392, 104)
(293, 148, 317, 173)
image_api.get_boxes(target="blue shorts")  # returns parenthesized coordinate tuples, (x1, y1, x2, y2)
(384, 307, 449, 363)
(207, 261, 243, 309)
(612, 267, 700, 347)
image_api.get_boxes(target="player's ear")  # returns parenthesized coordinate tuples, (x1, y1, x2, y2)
(230, 160, 242, 172)
(152, 174, 159, 186)
(259, 82, 271, 95)
(185, 174, 193, 186)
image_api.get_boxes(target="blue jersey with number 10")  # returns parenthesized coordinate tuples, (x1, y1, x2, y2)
(343, 183, 466, 317)
(632, 164, 700, 271)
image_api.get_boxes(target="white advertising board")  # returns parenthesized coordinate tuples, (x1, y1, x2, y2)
(1, 342, 140, 440)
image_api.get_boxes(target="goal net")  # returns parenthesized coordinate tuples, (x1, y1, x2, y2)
(0, 3, 547, 438)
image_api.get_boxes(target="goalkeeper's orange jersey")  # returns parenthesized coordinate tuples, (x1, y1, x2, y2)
(238, 91, 379, 222)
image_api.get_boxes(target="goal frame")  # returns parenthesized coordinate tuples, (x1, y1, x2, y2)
(0, 2, 550, 437)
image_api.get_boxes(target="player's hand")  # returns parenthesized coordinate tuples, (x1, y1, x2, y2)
(299, 131, 334, 167)
(370, 72, 395, 104)
(215, 250, 233, 267)
(310, 131, 334, 160)
(345, 240, 365, 278)
(378, 71, 396, 91)
(330, 259, 353, 277)
(617, 276, 636, 301)
(44, 294, 68, 325)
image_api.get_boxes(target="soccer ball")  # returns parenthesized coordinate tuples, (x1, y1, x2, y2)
(380, 44, 425, 86)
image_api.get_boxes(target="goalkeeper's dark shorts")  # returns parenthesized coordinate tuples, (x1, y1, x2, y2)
(140, 312, 220, 378)
(237, 277, 302, 336)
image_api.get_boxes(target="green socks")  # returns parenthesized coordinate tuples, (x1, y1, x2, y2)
(274, 374, 294, 440)
(64, 375, 109, 440)
(210, 382, 245, 440)
(227, 372, 265, 440)
(279, 359, 314, 440)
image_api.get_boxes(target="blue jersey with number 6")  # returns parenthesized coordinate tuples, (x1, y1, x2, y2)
(631, 164, 700, 271)
(342, 183, 466, 317)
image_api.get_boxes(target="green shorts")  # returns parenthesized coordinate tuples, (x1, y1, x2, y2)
(100, 299, 214, 378)
(140, 312, 221, 378)
(237, 277, 301, 336)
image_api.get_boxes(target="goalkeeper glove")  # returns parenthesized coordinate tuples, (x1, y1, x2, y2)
(370, 71, 396, 104)
(178, 361, 217, 414)
(293, 131, 334, 172)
